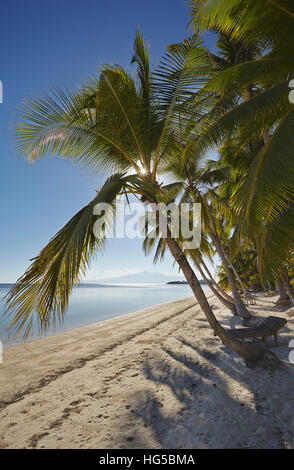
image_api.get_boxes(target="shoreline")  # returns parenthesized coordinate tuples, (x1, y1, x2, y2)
(1, 292, 294, 449)
(2, 295, 196, 350)
(0, 296, 198, 406)
(0, 285, 197, 350)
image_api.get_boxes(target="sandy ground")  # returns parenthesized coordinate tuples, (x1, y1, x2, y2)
(0, 293, 294, 449)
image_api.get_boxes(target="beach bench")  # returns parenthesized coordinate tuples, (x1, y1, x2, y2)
(229, 316, 287, 346)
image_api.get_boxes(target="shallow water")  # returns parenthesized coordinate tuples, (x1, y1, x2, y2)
(0, 283, 202, 348)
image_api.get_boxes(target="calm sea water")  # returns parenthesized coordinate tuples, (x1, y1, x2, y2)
(0, 283, 199, 348)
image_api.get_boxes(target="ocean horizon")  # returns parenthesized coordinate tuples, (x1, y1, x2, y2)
(0, 282, 205, 348)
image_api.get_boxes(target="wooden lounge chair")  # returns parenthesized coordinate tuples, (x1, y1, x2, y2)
(241, 292, 256, 305)
(229, 315, 287, 346)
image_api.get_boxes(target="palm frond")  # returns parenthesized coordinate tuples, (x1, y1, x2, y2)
(233, 106, 294, 226)
(4, 174, 127, 337)
(151, 34, 211, 176)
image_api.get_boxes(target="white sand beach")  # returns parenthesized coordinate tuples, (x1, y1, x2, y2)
(0, 293, 294, 449)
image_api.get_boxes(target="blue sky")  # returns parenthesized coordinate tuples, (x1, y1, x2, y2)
(0, 0, 216, 282)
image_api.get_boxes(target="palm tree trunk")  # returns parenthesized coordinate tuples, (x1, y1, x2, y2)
(164, 230, 281, 370)
(201, 259, 234, 303)
(276, 281, 288, 301)
(224, 250, 248, 295)
(282, 274, 294, 306)
(203, 202, 251, 322)
(191, 254, 237, 313)
(209, 227, 251, 322)
(211, 231, 251, 322)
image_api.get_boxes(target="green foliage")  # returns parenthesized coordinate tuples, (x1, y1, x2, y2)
(6, 4, 294, 336)
(217, 243, 262, 292)
(5, 31, 206, 335)
(186, 1, 294, 280)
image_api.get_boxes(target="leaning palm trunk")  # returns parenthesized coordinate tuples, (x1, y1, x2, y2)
(201, 258, 234, 303)
(191, 254, 237, 313)
(200, 199, 251, 321)
(205, 206, 251, 322)
(209, 228, 251, 322)
(224, 250, 248, 295)
(164, 228, 281, 370)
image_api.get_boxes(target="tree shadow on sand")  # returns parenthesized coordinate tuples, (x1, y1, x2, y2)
(114, 329, 294, 449)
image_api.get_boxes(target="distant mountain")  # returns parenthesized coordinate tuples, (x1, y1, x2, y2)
(89, 271, 186, 284)
(167, 280, 207, 285)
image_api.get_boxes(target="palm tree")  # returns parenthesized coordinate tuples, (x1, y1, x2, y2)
(4, 32, 280, 369)
(163, 27, 271, 318)
(163, 149, 252, 321)
(188, 0, 294, 282)
(217, 243, 262, 293)
(143, 222, 237, 313)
